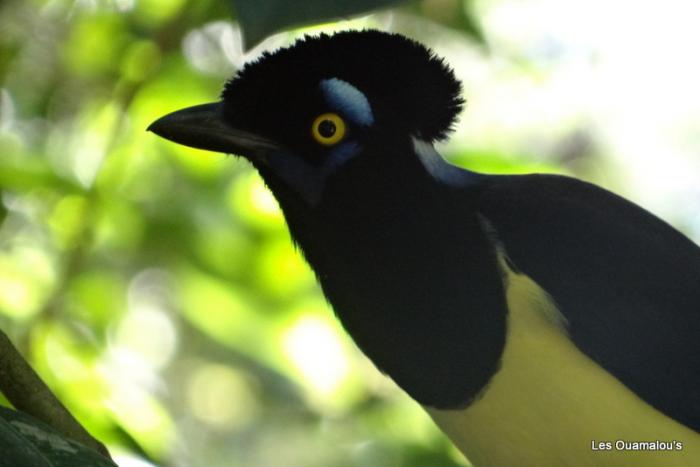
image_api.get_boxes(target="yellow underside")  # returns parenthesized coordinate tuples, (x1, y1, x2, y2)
(428, 259, 700, 467)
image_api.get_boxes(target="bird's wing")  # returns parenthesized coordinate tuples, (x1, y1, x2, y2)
(476, 173, 700, 432)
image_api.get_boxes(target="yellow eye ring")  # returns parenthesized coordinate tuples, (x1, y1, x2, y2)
(311, 113, 346, 146)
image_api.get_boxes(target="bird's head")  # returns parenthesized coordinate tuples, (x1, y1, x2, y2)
(149, 30, 464, 207)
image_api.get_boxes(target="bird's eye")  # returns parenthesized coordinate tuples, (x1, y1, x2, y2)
(311, 113, 346, 146)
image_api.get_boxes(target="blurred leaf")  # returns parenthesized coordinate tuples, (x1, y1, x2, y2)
(134, 0, 187, 28)
(0, 157, 80, 193)
(411, 0, 484, 44)
(227, 171, 284, 232)
(62, 15, 130, 78)
(120, 40, 162, 84)
(253, 237, 315, 299)
(66, 270, 127, 333)
(0, 190, 5, 226)
(178, 266, 273, 355)
(448, 149, 564, 175)
(48, 195, 89, 249)
(233, 0, 407, 47)
(0, 406, 116, 467)
(0, 244, 55, 320)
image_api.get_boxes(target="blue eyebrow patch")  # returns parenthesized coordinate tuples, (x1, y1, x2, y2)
(320, 78, 374, 127)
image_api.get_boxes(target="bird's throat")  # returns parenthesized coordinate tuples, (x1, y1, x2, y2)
(279, 160, 508, 408)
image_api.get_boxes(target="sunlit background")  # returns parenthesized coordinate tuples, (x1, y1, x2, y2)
(1, 0, 699, 466)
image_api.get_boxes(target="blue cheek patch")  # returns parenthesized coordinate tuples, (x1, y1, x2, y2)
(327, 141, 360, 169)
(320, 78, 374, 127)
(266, 142, 361, 205)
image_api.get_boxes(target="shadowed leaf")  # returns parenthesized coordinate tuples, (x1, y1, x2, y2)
(232, 0, 407, 47)
(0, 406, 117, 467)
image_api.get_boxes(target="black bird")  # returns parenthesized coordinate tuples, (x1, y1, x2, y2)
(149, 30, 700, 465)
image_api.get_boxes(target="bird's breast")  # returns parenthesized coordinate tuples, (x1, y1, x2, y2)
(306, 205, 509, 408)
(429, 254, 700, 466)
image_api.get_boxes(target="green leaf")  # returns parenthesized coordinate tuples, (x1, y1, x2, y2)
(0, 191, 5, 227)
(0, 412, 52, 467)
(0, 406, 116, 467)
(409, 0, 485, 45)
(232, 0, 407, 47)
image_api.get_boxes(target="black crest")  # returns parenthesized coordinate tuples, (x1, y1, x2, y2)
(222, 30, 464, 142)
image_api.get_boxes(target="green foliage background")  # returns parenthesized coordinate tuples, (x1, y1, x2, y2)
(0, 1, 485, 464)
(1, 0, 696, 466)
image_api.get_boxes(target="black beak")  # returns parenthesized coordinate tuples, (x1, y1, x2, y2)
(148, 102, 279, 156)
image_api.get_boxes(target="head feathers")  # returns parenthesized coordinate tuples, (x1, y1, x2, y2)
(222, 30, 464, 142)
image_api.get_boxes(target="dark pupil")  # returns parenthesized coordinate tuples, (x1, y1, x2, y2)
(318, 119, 336, 138)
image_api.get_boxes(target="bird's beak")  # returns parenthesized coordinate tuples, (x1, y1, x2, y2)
(148, 102, 279, 157)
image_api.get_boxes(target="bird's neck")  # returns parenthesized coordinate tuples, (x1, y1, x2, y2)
(277, 148, 508, 408)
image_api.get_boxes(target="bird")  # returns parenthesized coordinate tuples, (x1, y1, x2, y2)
(149, 30, 700, 466)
